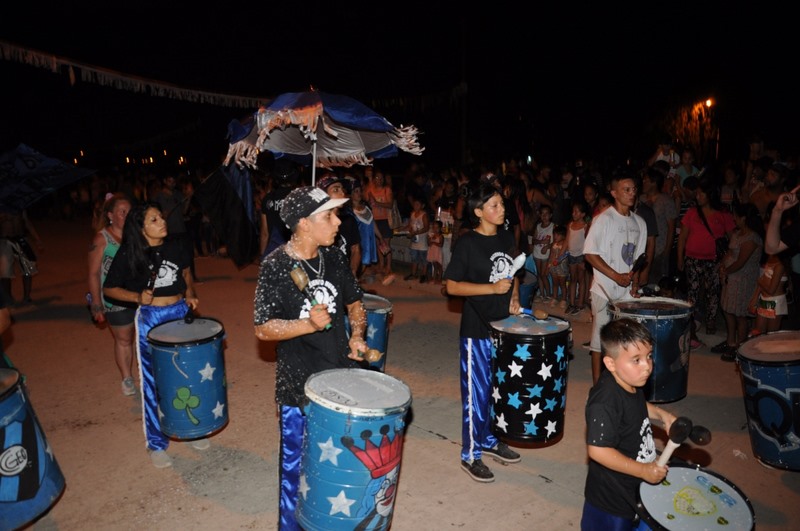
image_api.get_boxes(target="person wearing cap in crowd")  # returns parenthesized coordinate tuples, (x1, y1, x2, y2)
(259, 158, 300, 259)
(317, 171, 362, 276)
(254, 186, 369, 531)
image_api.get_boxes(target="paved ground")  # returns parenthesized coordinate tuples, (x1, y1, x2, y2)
(5, 216, 800, 530)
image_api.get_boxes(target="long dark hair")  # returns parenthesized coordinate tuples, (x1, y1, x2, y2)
(733, 202, 764, 240)
(121, 202, 163, 276)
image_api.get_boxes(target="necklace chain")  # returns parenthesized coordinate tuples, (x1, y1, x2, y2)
(300, 253, 324, 279)
(287, 241, 324, 279)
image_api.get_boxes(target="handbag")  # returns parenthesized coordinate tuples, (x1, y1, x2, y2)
(388, 200, 402, 229)
(696, 207, 728, 261)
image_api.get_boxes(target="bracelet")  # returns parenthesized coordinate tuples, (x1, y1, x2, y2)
(91, 304, 104, 313)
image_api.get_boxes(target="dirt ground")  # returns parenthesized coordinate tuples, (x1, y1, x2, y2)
(5, 215, 800, 530)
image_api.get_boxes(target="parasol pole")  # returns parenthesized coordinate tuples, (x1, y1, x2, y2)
(311, 140, 317, 186)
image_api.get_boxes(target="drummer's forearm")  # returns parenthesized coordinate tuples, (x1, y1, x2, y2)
(255, 318, 317, 341)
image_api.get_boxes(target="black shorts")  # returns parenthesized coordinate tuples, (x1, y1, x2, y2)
(106, 307, 136, 327)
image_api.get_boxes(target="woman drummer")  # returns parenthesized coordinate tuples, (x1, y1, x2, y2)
(103, 202, 202, 468)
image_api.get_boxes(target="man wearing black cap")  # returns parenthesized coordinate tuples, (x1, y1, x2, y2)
(317, 172, 361, 276)
(259, 158, 300, 259)
(254, 186, 369, 531)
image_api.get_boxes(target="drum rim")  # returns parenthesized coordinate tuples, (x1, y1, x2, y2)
(636, 463, 755, 531)
(305, 368, 411, 415)
(147, 317, 225, 346)
(736, 330, 800, 365)
(362, 293, 393, 312)
(0, 367, 20, 399)
(490, 315, 571, 336)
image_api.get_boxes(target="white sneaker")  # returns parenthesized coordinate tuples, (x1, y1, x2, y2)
(189, 438, 211, 451)
(150, 450, 173, 469)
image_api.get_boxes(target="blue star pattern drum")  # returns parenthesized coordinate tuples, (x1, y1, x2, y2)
(0, 369, 66, 530)
(635, 464, 755, 530)
(362, 294, 392, 372)
(298, 368, 412, 531)
(489, 314, 572, 446)
(147, 318, 228, 440)
(610, 297, 692, 403)
(736, 330, 800, 470)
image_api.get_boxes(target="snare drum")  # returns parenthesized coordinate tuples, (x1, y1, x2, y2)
(0, 369, 66, 530)
(610, 297, 692, 403)
(298, 368, 411, 531)
(147, 317, 227, 440)
(736, 330, 800, 470)
(489, 314, 572, 446)
(636, 464, 754, 530)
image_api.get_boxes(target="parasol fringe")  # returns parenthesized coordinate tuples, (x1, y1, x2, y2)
(224, 141, 260, 169)
(393, 125, 425, 156)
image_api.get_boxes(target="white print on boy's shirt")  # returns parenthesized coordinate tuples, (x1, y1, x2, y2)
(299, 279, 339, 319)
(489, 252, 514, 283)
(636, 418, 657, 463)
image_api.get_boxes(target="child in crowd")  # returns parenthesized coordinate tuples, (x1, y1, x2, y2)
(532, 204, 554, 301)
(546, 225, 569, 309)
(567, 201, 590, 315)
(444, 183, 522, 483)
(749, 251, 789, 336)
(427, 219, 444, 284)
(402, 195, 430, 282)
(582, 318, 677, 530)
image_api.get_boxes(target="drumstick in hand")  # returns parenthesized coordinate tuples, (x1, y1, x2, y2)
(656, 416, 693, 466)
(290, 265, 331, 330)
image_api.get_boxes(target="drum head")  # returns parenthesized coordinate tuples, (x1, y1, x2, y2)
(737, 330, 800, 364)
(490, 314, 570, 337)
(148, 318, 224, 346)
(0, 368, 20, 397)
(614, 297, 692, 317)
(305, 368, 411, 415)
(637, 464, 754, 530)
(362, 293, 392, 313)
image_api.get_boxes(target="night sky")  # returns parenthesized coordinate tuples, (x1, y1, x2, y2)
(2, 4, 797, 172)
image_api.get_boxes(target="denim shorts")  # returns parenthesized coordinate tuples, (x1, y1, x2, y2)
(568, 254, 584, 266)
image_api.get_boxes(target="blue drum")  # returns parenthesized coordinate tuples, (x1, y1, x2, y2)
(489, 314, 572, 446)
(611, 297, 692, 403)
(635, 464, 754, 530)
(298, 368, 411, 531)
(736, 330, 800, 471)
(362, 294, 392, 372)
(0, 369, 66, 530)
(147, 318, 227, 440)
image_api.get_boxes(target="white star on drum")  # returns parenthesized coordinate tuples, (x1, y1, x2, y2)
(198, 363, 216, 382)
(318, 436, 343, 465)
(328, 490, 356, 516)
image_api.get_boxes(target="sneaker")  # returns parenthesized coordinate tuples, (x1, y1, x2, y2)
(582, 341, 591, 348)
(150, 450, 173, 469)
(121, 377, 136, 396)
(461, 459, 495, 483)
(189, 438, 211, 451)
(482, 442, 521, 464)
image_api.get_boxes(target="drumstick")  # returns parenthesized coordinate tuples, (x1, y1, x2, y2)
(521, 308, 549, 320)
(656, 416, 693, 466)
(290, 265, 331, 330)
(689, 424, 712, 445)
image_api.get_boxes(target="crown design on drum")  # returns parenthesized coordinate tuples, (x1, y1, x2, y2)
(341, 424, 404, 478)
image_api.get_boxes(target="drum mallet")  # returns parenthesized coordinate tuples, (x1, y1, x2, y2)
(656, 417, 712, 466)
(290, 265, 331, 330)
(656, 416, 693, 466)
